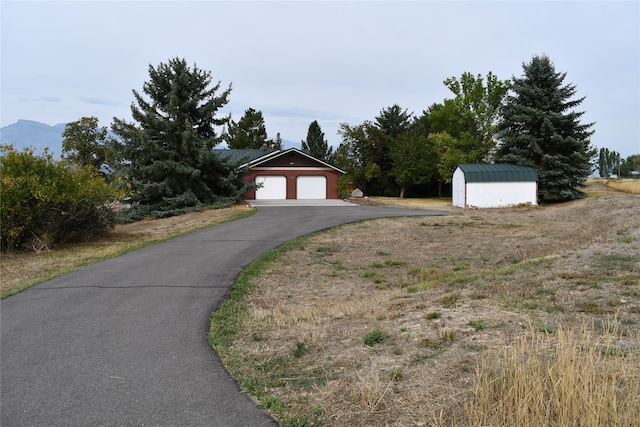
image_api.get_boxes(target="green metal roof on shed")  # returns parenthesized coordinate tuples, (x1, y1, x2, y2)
(457, 163, 538, 183)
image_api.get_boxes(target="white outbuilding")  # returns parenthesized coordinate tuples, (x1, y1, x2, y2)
(452, 163, 539, 208)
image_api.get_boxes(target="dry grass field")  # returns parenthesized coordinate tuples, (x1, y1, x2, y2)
(210, 180, 640, 426)
(2, 179, 639, 426)
(604, 178, 640, 195)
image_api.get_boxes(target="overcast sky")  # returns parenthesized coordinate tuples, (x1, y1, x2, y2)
(2, 1, 639, 157)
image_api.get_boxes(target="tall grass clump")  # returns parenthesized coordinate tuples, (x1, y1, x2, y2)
(464, 322, 640, 426)
(605, 178, 640, 195)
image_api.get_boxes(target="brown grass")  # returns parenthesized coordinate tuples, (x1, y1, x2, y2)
(603, 178, 640, 195)
(213, 180, 640, 426)
(3, 180, 639, 425)
(0, 203, 254, 298)
(466, 321, 640, 426)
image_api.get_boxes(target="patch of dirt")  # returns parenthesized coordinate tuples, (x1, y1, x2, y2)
(228, 180, 640, 425)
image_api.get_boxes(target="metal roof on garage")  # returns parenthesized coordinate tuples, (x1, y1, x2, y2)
(457, 163, 538, 182)
(213, 148, 280, 164)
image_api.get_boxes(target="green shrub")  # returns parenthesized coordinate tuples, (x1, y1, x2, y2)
(364, 326, 388, 346)
(1, 145, 119, 251)
(292, 341, 308, 358)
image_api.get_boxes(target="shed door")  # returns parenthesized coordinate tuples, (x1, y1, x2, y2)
(297, 176, 326, 199)
(451, 168, 466, 208)
(255, 175, 287, 199)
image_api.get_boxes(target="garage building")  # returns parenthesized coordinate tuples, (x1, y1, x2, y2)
(215, 148, 344, 200)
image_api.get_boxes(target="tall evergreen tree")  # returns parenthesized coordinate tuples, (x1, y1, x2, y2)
(110, 57, 249, 219)
(272, 132, 283, 150)
(226, 108, 269, 149)
(375, 104, 413, 138)
(495, 55, 595, 202)
(370, 104, 414, 195)
(302, 120, 332, 162)
(409, 108, 435, 136)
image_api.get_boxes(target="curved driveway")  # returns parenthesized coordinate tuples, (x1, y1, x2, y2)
(1, 204, 447, 426)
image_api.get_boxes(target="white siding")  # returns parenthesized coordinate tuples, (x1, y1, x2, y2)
(296, 176, 327, 199)
(255, 175, 287, 199)
(452, 168, 466, 207)
(466, 182, 537, 208)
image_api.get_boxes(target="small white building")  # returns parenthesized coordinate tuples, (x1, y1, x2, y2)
(452, 164, 538, 208)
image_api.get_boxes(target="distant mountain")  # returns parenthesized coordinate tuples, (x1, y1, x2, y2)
(0, 119, 302, 157)
(281, 139, 301, 150)
(1, 120, 66, 157)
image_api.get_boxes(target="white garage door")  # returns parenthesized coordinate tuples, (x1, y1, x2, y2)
(297, 176, 327, 199)
(255, 175, 287, 199)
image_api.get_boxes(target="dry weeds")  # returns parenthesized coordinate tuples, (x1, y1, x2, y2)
(216, 180, 640, 426)
(3, 179, 639, 425)
(604, 178, 640, 195)
(467, 322, 640, 426)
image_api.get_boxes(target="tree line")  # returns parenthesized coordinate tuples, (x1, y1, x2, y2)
(597, 148, 639, 178)
(331, 55, 638, 202)
(2, 55, 637, 251)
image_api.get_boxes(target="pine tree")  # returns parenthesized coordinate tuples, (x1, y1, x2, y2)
(495, 55, 595, 202)
(302, 120, 332, 162)
(110, 57, 249, 219)
(375, 104, 412, 138)
(369, 105, 414, 195)
(268, 132, 283, 150)
(226, 108, 269, 149)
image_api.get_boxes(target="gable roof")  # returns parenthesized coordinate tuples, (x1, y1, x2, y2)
(215, 148, 344, 173)
(213, 148, 280, 164)
(457, 163, 538, 182)
(249, 148, 344, 172)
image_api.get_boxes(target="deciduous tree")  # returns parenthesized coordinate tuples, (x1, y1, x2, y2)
(429, 72, 509, 163)
(428, 131, 466, 195)
(334, 122, 384, 194)
(495, 55, 596, 202)
(1, 145, 117, 251)
(62, 116, 109, 170)
(598, 147, 621, 178)
(620, 154, 640, 177)
(388, 131, 435, 198)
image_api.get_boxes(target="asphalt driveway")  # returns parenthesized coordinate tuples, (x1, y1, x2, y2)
(1, 204, 447, 426)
